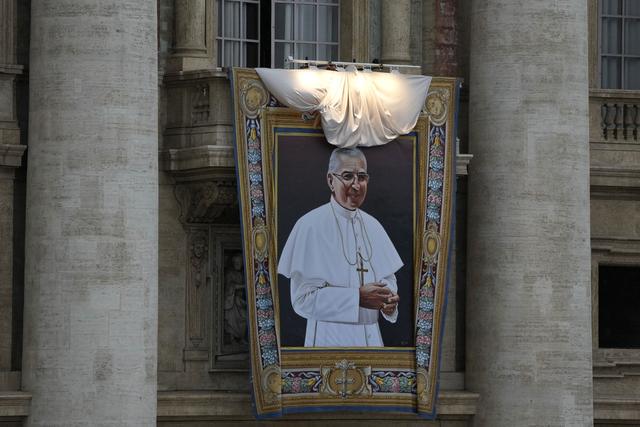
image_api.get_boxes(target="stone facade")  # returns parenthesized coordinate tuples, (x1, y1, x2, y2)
(0, 0, 638, 425)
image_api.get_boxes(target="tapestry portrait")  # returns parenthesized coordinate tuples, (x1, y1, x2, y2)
(231, 68, 459, 418)
(276, 132, 417, 348)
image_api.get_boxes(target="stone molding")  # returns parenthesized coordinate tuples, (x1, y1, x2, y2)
(594, 398, 640, 423)
(456, 154, 472, 176)
(0, 392, 30, 418)
(161, 146, 234, 172)
(591, 166, 640, 190)
(592, 237, 640, 255)
(0, 390, 484, 422)
(0, 390, 480, 422)
(162, 145, 472, 177)
(157, 390, 479, 420)
(0, 143, 25, 168)
(594, 359, 640, 378)
(0, 64, 22, 75)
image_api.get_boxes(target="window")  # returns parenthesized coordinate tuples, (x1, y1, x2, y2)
(217, 0, 339, 68)
(272, 0, 339, 68)
(598, 265, 640, 348)
(600, 0, 640, 89)
(217, 0, 261, 67)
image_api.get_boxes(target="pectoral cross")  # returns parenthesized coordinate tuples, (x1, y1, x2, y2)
(356, 250, 368, 287)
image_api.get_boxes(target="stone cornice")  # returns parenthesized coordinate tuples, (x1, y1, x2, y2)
(456, 153, 472, 176)
(0, 392, 31, 418)
(160, 145, 234, 173)
(0, 64, 23, 75)
(157, 390, 479, 420)
(0, 389, 480, 422)
(162, 145, 473, 178)
(594, 398, 640, 422)
(590, 88, 640, 100)
(162, 68, 228, 85)
(591, 237, 640, 255)
(0, 143, 26, 168)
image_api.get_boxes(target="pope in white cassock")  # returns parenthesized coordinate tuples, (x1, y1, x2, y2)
(278, 147, 403, 347)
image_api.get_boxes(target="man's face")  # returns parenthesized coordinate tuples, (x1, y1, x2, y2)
(327, 155, 368, 210)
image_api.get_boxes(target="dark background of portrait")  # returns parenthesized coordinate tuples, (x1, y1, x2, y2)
(276, 131, 415, 347)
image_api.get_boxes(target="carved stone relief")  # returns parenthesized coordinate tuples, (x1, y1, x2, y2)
(210, 226, 249, 370)
(176, 179, 248, 370)
(185, 227, 209, 358)
(191, 83, 210, 125)
(175, 179, 239, 224)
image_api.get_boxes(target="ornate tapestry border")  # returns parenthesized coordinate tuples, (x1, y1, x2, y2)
(230, 68, 460, 418)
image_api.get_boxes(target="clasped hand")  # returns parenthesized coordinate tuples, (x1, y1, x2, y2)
(359, 283, 399, 315)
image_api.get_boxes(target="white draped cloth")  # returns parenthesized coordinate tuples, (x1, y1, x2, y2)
(256, 67, 431, 148)
(278, 197, 403, 347)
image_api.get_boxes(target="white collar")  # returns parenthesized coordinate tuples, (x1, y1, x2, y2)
(330, 196, 358, 220)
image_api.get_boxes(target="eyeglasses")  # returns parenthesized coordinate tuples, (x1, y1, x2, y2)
(331, 171, 370, 183)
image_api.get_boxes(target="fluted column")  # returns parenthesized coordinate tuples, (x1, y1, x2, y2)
(23, 1, 158, 425)
(466, 0, 593, 425)
(380, 0, 411, 64)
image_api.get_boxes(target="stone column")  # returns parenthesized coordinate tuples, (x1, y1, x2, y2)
(340, 0, 369, 63)
(0, 0, 26, 391)
(467, 0, 593, 426)
(168, 0, 211, 72)
(380, 0, 411, 64)
(22, 1, 158, 425)
(175, 0, 206, 56)
(422, 0, 460, 76)
(0, 167, 19, 380)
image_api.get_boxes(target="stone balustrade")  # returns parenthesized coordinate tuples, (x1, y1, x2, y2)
(590, 89, 640, 143)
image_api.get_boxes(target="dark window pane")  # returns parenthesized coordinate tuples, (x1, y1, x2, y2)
(599, 265, 640, 348)
(224, 40, 241, 66)
(625, 19, 640, 54)
(275, 3, 294, 40)
(217, 39, 222, 66)
(245, 2, 259, 40)
(625, 0, 640, 16)
(603, 0, 622, 15)
(295, 42, 316, 60)
(224, 0, 241, 38)
(218, 0, 223, 37)
(602, 56, 622, 88)
(318, 5, 338, 42)
(296, 4, 317, 42)
(317, 43, 338, 61)
(246, 42, 259, 67)
(274, 42, 294, 68)
(624, 58, 640, 89)
(602, 17, 622, 54)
